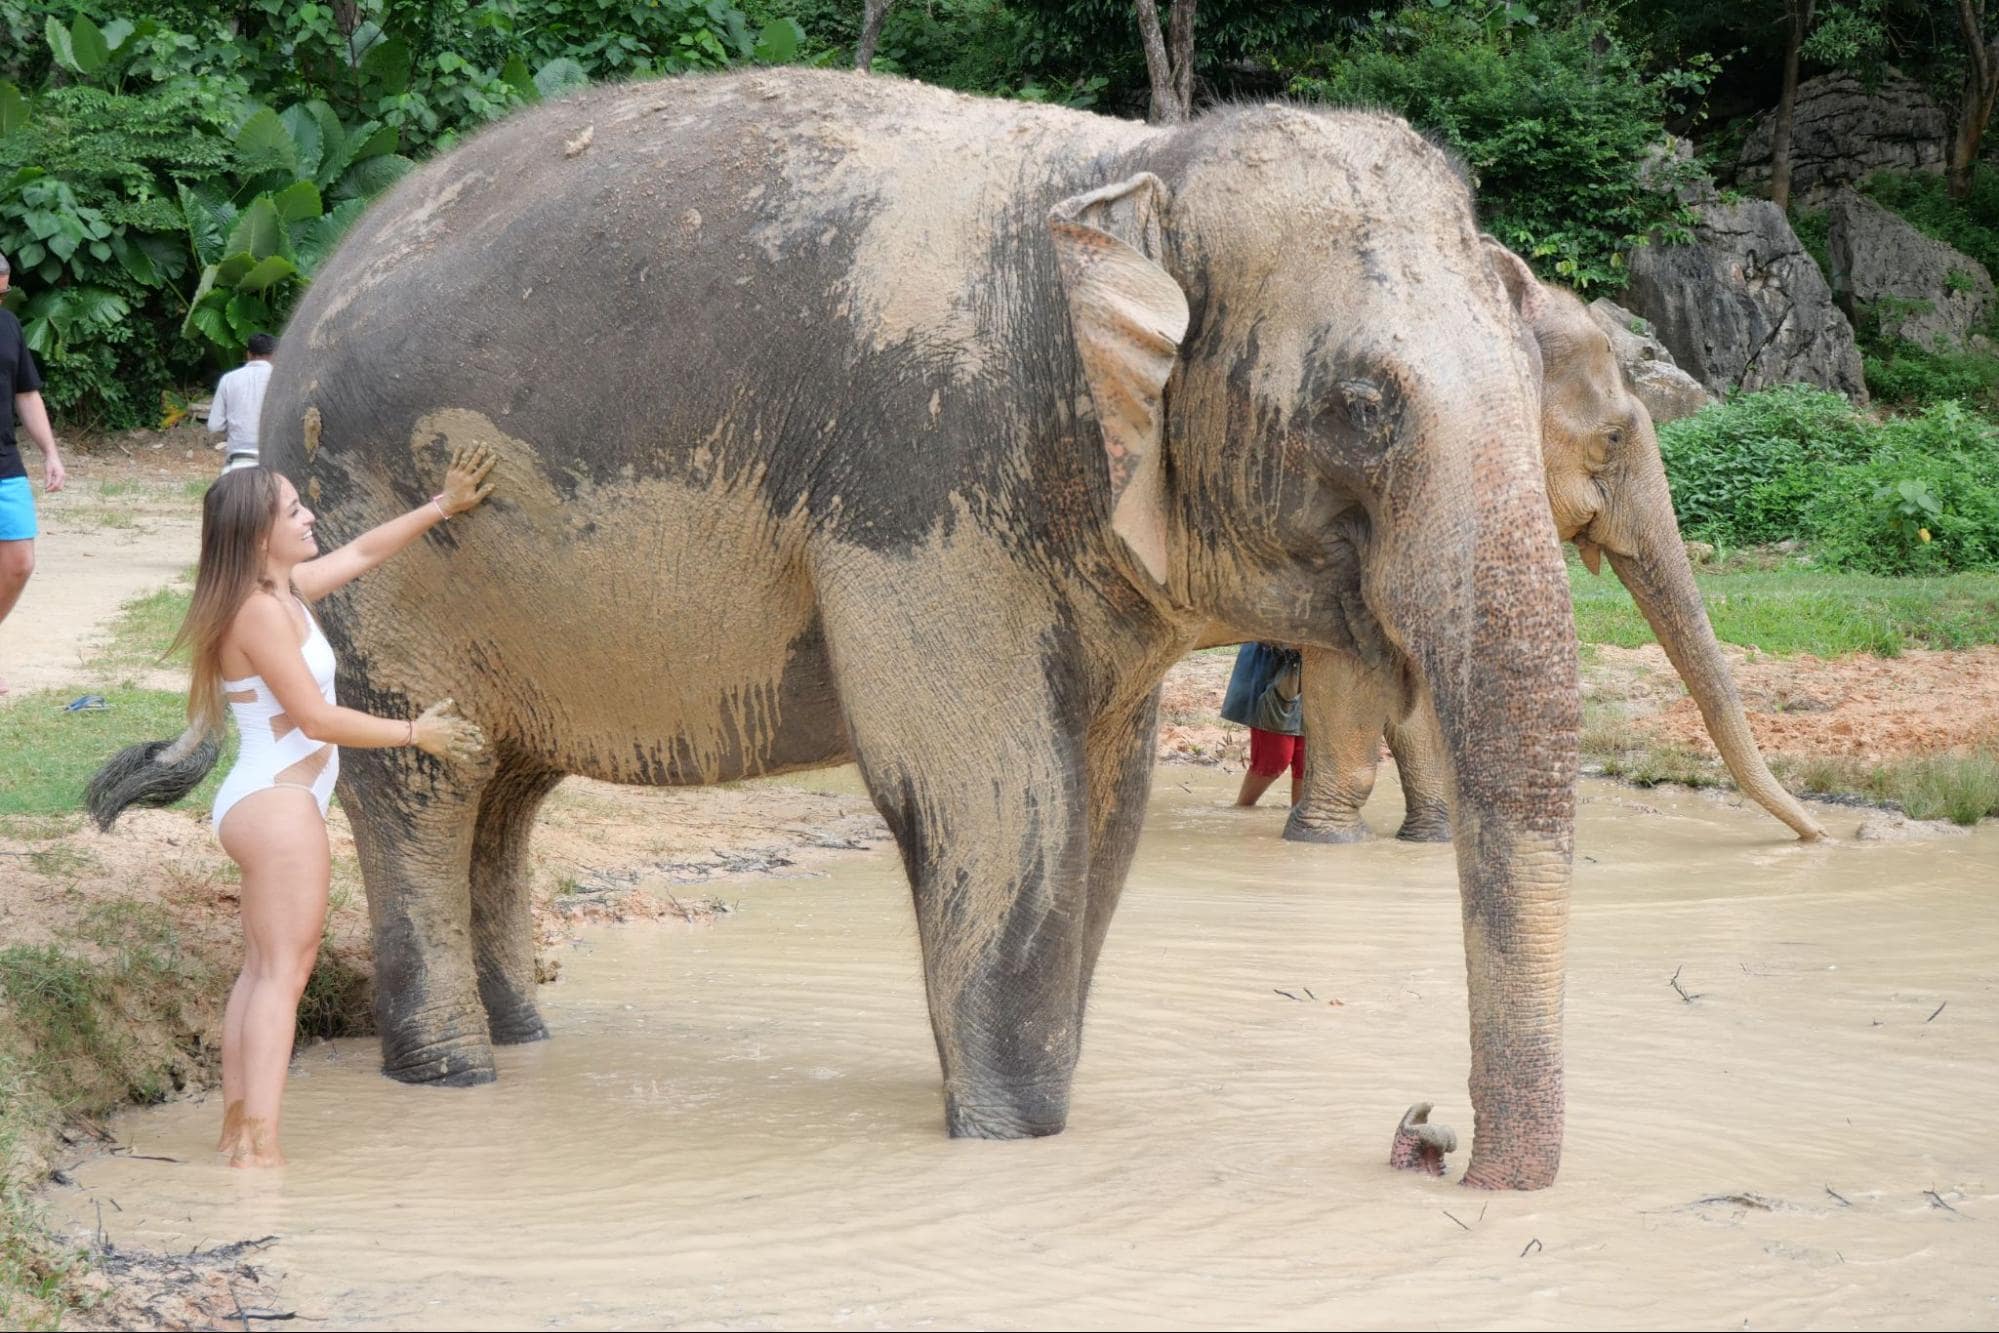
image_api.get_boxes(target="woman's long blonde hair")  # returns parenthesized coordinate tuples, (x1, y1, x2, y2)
(172, 466, 285, 739)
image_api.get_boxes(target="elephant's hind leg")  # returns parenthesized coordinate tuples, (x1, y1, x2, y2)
(340, 744, 498, 1086)
(471, 756, 565, 1044)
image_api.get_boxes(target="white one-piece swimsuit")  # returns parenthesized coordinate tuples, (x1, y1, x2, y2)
(212, 596, 341, 835)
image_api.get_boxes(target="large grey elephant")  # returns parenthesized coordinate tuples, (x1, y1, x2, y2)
(263, 71, 1579, 1188)
(1280, 244, 1826, 846)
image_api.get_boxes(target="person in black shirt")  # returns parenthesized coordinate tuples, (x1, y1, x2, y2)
(0, 249, 67, 695)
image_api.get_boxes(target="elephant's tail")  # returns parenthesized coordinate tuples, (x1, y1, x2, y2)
(85, 726, 220, 831)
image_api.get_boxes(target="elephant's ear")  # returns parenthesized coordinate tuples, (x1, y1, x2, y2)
(1480, 234, 1548, 380)
(1050, 173, 1189, 586)
(1481, 235, 1551, 329)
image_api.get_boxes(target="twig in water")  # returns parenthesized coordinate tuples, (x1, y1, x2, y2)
(229, 1282, 252, 1333)
(1927, 1001, 1948, 1023)
(1520, 1238, 1543, 1257)
(1479, 1203, 1488, 1223)
(1824, 1186, 1851, 1207)
(1442, 1209, 1470, 1231)
(1273, 989, 1301, 1001)
(1669, 965, 1703, 1003)
(110, 1148, 182, 1163)
(1924, 1189, 1961, 1214)
(1303, 987, 1316, 1000)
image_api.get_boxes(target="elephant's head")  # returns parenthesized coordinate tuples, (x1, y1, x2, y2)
(1484, 241, 1825, 842)
(1048, 110, 1579, 1188)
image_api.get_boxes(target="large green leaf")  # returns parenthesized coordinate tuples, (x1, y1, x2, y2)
(110, 233, 158, 286)
(309, 101, 350, 187)
(43, 16, 77, 74)
(273, 179, 323, 223)
(754, 19, 804, 64)
(533, 57, 588, 98)
(213, 253, 258, 287)
(100, 17, 135, 52)
(187, 301, 232, 349)
(501, 55, 537, 101)
(225, 291, 272, 337)
(335, 153, 413, 201)
(69, 16, 110, 74)
(226, 195, 284, 261)
(293, 197, 367, 275)
(178, 183, 232, 266)
(0, 82, 27, 138)
(360, 36, 411, 97)
(235, 107, 297, 177)
(236, 255, 298, 294)
(61, 286, 130, 332)
(279, 104, 324, 183)
(350, 122, 398, 163)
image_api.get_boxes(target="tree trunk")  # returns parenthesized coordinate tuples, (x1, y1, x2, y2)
(855, 0, 895, 72)
(1952, 0, 1998, 199)
(1135, 0, 1197, 125)
(1769, 0, 1814, 212)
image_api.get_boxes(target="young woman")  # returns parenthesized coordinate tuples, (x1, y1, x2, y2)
(88, 446, 495, 1167)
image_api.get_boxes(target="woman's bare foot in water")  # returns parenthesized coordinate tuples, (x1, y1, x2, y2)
(227, 1117, 285, 1169)
(215, 1100, 247, 1154)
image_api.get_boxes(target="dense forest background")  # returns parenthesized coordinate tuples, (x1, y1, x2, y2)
(4, 0, 1999, 574)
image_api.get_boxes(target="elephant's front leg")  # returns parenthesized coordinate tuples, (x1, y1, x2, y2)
(1283, 647, 1395, 844)
(1384, 693, 1453, 843)
(470, 756, 566, 1044)
(821, 568, 1091, 1139)
(339, 744, 497, 1086)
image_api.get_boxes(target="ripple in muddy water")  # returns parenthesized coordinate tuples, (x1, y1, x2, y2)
(46, 770, 1999, 1329)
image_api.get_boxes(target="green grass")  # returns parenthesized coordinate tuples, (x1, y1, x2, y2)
(1777, 749, 1999, 826)
(0, 686, 233, 817)
(88, 575, 194, 673)
(1569, 560, 1999, 656)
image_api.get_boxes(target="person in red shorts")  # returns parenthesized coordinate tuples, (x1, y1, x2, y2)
(1219, 641, 1304, 808)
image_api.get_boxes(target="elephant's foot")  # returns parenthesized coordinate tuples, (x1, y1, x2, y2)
(1388, 1102, 1457, 1177)
(378, 1008, 499, 1086)
(1282, 807, 1373, 844)
(1395, 807, 1453, 844)
(487, 1009, 551, 1046)
(944, 1083, 1070, 1140)
(480, 981, 551, 1045)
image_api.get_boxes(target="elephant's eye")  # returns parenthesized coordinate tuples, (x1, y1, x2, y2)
(1605, 427, 1625, 448)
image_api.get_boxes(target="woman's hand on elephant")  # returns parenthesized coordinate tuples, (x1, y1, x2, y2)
(438, 443, 498, 516)
(412, 698, 488, 763)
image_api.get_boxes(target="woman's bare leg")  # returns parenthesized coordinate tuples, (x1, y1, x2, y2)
(217, 787, 331, 1168)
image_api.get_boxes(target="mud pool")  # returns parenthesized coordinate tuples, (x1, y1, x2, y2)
(45, 769, 1999, 1329)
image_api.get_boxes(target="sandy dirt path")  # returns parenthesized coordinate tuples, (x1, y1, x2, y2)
(0, 446, 209, 700)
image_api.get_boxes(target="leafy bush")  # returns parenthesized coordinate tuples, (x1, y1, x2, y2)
(1864, 338, 1999, 410)
(1803, 403, 1999, 574)
(1288, 4, 1707, 293)
(1657, 386, 1874, 546)
(0, 2, 813, 427)
(1660, 389, 1999, 574)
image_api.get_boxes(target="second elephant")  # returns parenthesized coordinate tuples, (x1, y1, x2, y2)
(1280, 243, 1826, 846)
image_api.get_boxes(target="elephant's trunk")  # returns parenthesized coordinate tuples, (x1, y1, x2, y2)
(1369, 388, 1580, 1191)
(1605, 544, 1824, 839)
(1599, 466, 1826, 841)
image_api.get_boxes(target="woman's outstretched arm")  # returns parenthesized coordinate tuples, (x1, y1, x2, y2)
(292, 443, 496, 602)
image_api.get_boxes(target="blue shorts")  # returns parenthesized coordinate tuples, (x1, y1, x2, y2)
(0, 475, 36, 541)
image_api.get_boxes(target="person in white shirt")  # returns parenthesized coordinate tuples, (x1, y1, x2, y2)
(208, 333, 276, 473)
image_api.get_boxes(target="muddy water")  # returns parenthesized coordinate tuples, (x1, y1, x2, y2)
(48, 771, 1999, 1329)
